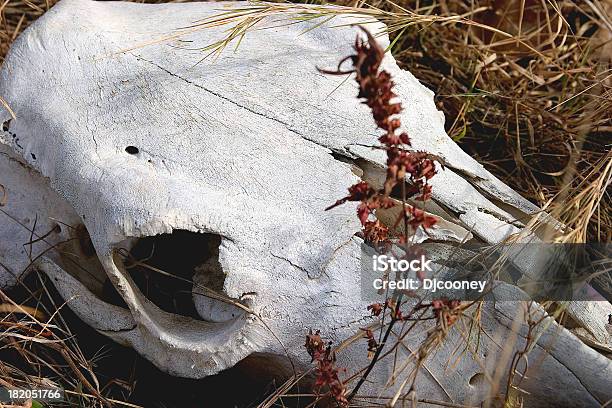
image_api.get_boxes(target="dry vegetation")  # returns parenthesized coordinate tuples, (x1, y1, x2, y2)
(392, 0, 611, 243)
(0, 0, 610, 407)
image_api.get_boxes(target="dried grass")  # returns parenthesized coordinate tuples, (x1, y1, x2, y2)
(384, 0, 612, 242)
(0, 277, 114, 408)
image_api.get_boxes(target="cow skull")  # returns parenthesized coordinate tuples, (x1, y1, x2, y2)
(1, 0, 610, 405)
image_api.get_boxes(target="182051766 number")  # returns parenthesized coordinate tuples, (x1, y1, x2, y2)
(0, 387, 64, 402)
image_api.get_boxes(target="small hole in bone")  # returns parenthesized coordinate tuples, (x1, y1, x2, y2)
(125, 145, 139, 155)
(2, 119, 11, 132)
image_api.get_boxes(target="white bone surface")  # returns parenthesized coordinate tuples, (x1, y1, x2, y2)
(0, 0, 610, 405)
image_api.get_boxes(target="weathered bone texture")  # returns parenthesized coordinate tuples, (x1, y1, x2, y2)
(1, 0, 610, 406)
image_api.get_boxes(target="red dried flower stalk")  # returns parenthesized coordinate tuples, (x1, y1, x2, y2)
(321, 27, 438, 245)
(304, 330, 348, 407)
(316, 27, 446, 402)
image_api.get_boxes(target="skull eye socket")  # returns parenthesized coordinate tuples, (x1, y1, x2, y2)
(114, 231, 219, 319)
(110, 230, 244, 322)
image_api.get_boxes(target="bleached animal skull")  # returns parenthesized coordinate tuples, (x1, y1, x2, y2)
(1, 0, 611, 405)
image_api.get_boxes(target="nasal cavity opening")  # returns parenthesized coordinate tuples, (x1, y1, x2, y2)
(108, 230, 245, 322)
